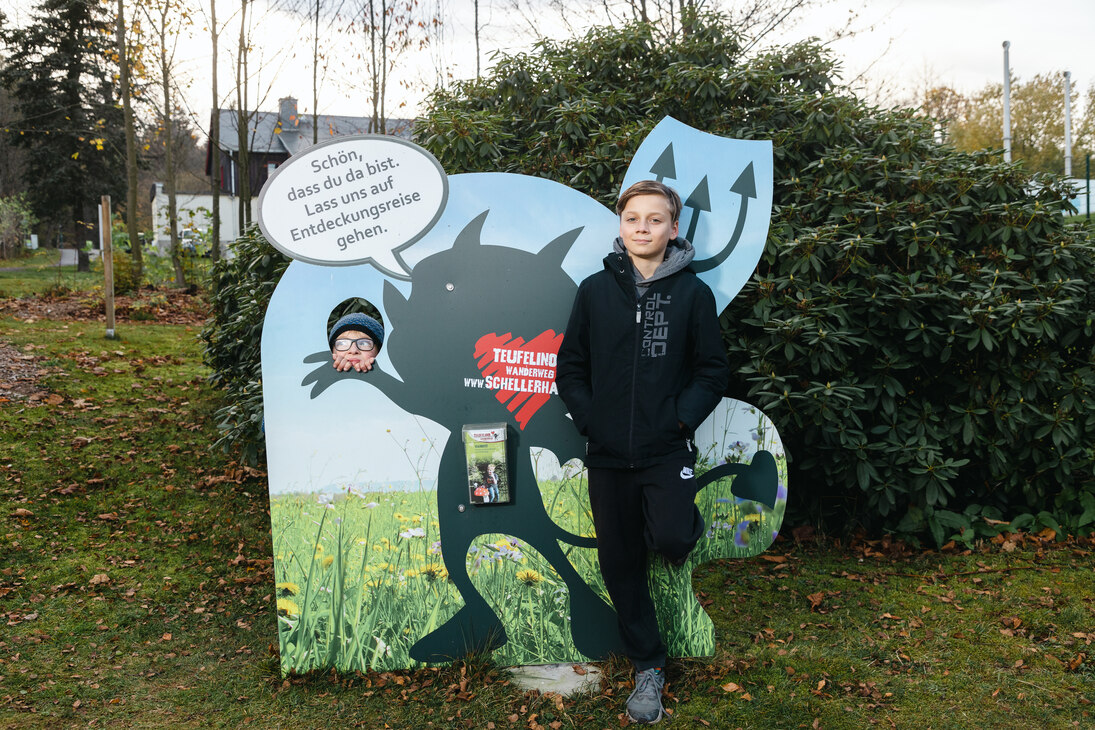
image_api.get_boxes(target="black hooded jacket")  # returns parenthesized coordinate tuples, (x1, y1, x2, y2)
(556, 240, 730, 469)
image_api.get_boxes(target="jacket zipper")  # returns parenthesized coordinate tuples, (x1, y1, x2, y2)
(628, 296, 641, 467)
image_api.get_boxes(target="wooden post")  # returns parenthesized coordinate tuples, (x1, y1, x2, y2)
(101, 196, 116, 339)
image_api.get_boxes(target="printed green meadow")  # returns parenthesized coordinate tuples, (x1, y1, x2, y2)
(271, 405, 787, 674)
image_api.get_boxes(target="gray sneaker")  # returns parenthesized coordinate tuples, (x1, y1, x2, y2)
(626, 667, 666, 724)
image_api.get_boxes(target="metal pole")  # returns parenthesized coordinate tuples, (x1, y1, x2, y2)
(1087, 154, 1091, 220)
(1064, 71, 1072, 177)
(100, 196, 116, 339)
(1002, 41, 1012, 163)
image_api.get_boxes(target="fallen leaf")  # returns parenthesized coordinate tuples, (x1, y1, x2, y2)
(721, 681, 742, 693)
(13, 508, 34, 518)
(89, 574, 109, 586)
(807, 592, 824, 610)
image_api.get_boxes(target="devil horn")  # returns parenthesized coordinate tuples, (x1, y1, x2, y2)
(453, 210, 490, 250)
(538, 226, 584, 267)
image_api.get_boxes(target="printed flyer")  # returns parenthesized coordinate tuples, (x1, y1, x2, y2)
(462, 423, 510, 505)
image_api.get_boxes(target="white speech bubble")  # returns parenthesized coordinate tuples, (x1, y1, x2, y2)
(257, 135, 448, 277)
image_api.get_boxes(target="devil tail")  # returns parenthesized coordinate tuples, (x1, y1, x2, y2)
(552, 521, 598, 549)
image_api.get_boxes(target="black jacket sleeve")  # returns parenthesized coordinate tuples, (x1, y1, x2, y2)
(555, 281, 594, 436)
(675, 282, 730, 431)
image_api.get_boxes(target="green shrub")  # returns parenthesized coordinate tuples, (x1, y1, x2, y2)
(203, 17, 1095, 540)
(414, 17, 1095, 542)
(201, 224, 290, 465)
(109, 250, 138, 294)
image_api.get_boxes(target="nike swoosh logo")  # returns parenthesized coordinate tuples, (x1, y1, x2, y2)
(680, 467, 694, 479)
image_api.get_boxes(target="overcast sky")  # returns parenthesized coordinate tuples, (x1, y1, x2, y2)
(227, 0, 1095, 121)
(4, 0, 1093, 125)
(772, 0, 1095, 104)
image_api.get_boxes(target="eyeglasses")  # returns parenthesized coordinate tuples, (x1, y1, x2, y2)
(333, 337, 375, 352)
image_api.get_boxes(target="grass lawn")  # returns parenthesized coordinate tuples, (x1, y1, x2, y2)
(0, 250, 103, 299)
(0, 248, 214, 299)
(1, 310, 1093, 729)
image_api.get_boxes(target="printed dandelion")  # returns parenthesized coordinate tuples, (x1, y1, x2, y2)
(276, 598, 300, 618)
(421, 563, 447, 582)
(276, 581, 300, 597)
(516, 569, 542, 586)
(322, 555, 335, 570)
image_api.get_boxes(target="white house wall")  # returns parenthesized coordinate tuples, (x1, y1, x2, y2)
(151, 186, 256, 253)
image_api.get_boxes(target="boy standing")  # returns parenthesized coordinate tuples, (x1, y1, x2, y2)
(556, 180, 729, 724)
(485, 463, 500, 503)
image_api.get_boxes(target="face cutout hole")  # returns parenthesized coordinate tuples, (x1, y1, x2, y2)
(328, 297, 384, 332)
(328, 297, 385, 356)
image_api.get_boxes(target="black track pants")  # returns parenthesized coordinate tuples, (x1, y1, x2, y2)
(588, 458, 704, 670)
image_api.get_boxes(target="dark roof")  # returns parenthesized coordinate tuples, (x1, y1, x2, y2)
(212, 100, 414, 156)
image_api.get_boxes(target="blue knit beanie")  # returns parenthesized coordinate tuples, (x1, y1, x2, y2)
(328, 312, 384, 350)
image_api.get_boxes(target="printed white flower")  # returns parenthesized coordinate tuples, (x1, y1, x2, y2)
(374, 637, 392, 657)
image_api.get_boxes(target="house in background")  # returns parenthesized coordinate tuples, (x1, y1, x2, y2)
(205, 97, 413, 244)
(149, 183, 240, 254)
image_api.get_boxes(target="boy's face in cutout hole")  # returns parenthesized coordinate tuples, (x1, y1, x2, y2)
(332, 329, 378, 372)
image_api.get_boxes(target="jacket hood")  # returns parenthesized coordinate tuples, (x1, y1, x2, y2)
(611, 236, 696, 289)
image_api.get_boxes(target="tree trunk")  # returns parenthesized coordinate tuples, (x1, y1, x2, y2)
(312, 0, 319, 145)
(236, 0, 251, 227)
(210, 0, 221, 263)
(161, 18, 186, 289)
(116, 0, 143, 282)
(379, 0, 387, 132)
(368, 0, 378, 133)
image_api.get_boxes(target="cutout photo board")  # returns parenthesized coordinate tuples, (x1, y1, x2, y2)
(259, 118, 785, 673)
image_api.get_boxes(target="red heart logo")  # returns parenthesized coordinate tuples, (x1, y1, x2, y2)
(474, 331, 563, 430)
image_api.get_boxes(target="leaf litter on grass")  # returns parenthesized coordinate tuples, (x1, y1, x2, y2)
(2, 313, 1094, 728)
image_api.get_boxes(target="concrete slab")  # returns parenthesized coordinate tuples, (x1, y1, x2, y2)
(508, 663, 602, 696)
